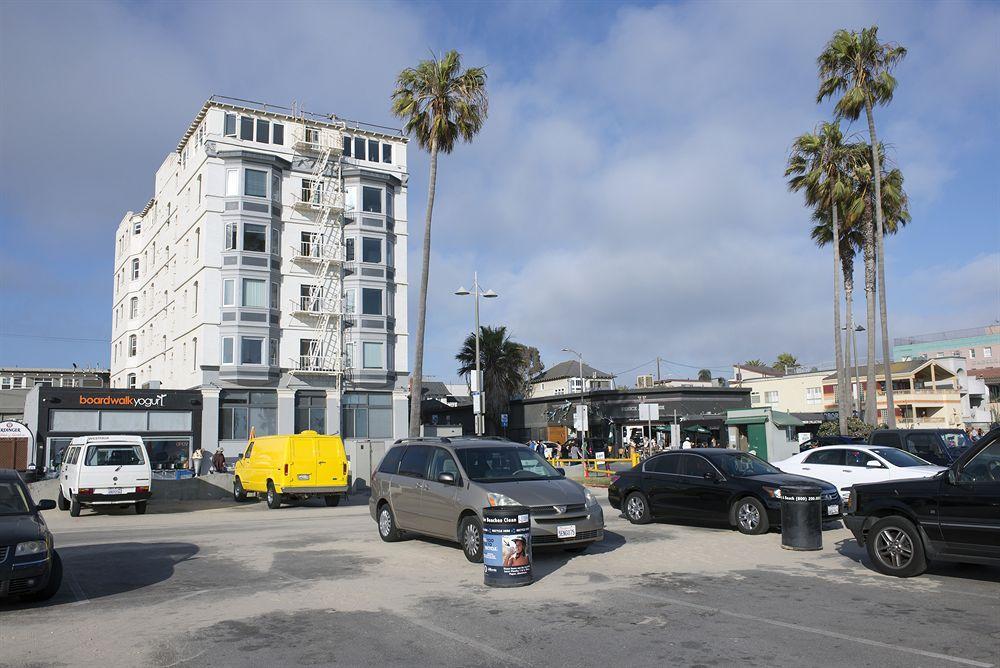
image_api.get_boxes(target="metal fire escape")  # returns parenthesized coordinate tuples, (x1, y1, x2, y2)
(289, 121, 346, 377)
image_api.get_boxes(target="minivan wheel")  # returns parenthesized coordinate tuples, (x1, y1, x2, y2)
(69, 497, 81, 518)
(624, 492, 651, 524)
(733, 497, 769, 535)
(867, 516, 927, 578)
(233, 477, 248, 502)
(460, 516, 484, 563)
(135, 501, 148, 515)
(378, 504, 401, 542)
(266, 482, 282, 509)
(57, 489, 69, 511)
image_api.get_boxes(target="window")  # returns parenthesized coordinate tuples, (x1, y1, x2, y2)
(362, 237, 382, 263)
(220, 391, 277, 440)
(345, 238, 355, 261)
(428, 447, 460, 481)
(0, 378, 11, 390)
(362, 288, 382, 315)
(362, 341, 384, 369)
(368, 139, 379, 161)
(126, 373, 137, 389)
(130, 296, 139, 318)
(354, 136, 366, 160)
(362, 186, 381, 213)
(245, 169, 267, 198)
(342, 135, 352, 156)
(764, 391, 779, 404)
(131, 258, 140, 280)
(300, 231, 318, 257)
(255, 118, 269, 143)
(970, 348, 976, 358)
(382, 143, 392, 163)
(225, 223, 238, 250)
(241, 337, 263, 364)
(906, 434, 942, 458)
(680, 455, 716, 477)
(805, 387, 822, 405)
(804, 449, 844, 466)
(295, 392, 326, 433)
(222, 337, 234, 364)
(226, 169, 239, 196)
(133, 220, 141, 235)
(224, 113, 237, 136)
(196, 175, 202, 201)
(378, 446, 404, 474)
(192, 337, 198, 370)
(342, 393, 393, 438)
(269, 338, 278, 366)
(985, 347, 993, 358)
(398, 445, 431, 478)
(194, 229, 200, 258)
(271, 173, 280, 203)
(960, 441, 1000, 483)
(242, 278, 266, 307)
(240, 116, 254, 140)
(344, 288, 356, 314)
(647, 454, 680, 474)
(243, 223, 267, 252)
(301, 179, 321, 204)
(300, 284, 320, 311)
(344, 342, 355, 369)
(871, 432, 901, 448)
(299, 339, 318, 368)
(272, 123, 284, 145)
(844, 449, 877, 468)
(128, 334, 137, 357)
(192, 281, 199, 313)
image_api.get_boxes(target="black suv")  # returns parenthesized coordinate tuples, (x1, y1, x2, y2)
(846, 428, 1000, 577)
(868, 428, 972, 467)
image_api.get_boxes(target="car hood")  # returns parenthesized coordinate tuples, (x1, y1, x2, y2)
(0, 513, 47, 544)
(744, 473, 838, 495)
(478, 478, 587, 507)
(892, 465, 946, 478)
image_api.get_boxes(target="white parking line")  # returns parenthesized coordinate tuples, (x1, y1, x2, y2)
(630, 590, 993, 668)
(406, 615, 531, 666)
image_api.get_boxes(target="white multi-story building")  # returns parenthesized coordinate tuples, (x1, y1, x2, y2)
(110, 96, 410, 464)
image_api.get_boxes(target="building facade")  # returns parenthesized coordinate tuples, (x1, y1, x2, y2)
(0, 367, 108, 390)
(893, 325, 999, 371)
(109, 96, 410, 465)
(529, 360, 615, 398)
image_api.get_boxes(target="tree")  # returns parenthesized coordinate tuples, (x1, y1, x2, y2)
(817, 416, 873, 439)
(393, 51, 489, 436)
(742, 359, 765, 368)
(773, 353, 799, 374)
(521, 346, 545, 379)
(698, 369, 712, 382)
(786, 122, 854, 433)
(456, 326, 528, 435)
(818, 25, 906, 427)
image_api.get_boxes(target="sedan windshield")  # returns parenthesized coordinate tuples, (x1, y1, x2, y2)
(456, 446, 562, 483)
(871, 448, 932, 467)
(0, 481, 31, 515)
(718, 452, 780, 477)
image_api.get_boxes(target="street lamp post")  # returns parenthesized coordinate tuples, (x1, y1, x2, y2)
(562, 347, 586, 452)
(853, 324, 865, 417)
(455, 272, 497, 436)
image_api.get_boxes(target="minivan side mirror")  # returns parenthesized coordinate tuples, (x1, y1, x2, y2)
(437, 472, 456, 485)
(555, 467, 566, 477)
(36, 499, 56, 511)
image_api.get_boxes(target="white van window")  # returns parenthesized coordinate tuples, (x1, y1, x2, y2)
(66, 447, 80, 465)
(84, 444, 145, 467)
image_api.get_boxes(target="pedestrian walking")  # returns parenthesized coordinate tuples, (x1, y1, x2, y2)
(569, 441, 584, 460)
(191, 447, 204, 477)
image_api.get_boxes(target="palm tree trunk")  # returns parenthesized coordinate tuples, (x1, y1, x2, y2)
(831, 204, 848, 435)
(408, 137, 439, 436)
(862, 205, 878, 425)
(866, 101, 895, 428)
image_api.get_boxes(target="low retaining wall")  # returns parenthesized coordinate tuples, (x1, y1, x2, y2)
(29, 474, 235, 502)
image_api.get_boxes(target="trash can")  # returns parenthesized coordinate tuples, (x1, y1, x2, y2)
(780, 484, 822, 551)
(482, 505, 533, 587)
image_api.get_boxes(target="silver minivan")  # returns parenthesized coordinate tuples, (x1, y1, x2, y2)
(369, 438, 605, 562)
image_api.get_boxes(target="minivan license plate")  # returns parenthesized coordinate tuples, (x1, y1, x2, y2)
(105, 488, 124, 495)
(827, 504, 839, 515)
(557, 525, 576, 539)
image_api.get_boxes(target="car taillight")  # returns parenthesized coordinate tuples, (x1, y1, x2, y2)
(79, 488, 93, 495)
(284, 464, 289, 476)
(136, 486, 149, 494)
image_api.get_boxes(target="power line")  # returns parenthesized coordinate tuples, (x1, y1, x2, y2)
(1, 332, 110, 343)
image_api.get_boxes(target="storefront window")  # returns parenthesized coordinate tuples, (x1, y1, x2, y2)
(342, 392, 392, 439)
(220, 390, 277, 440)
(145, 438, 192, 471)
(295, 392, 326, 433)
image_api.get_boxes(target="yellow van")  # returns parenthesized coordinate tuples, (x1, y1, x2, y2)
(232, 431, 350, 509)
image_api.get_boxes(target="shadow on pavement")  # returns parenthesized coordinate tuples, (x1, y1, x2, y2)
(0, 542, 199, 610)
(530, 530, 626, 582)
(834, 538, 1000, 583)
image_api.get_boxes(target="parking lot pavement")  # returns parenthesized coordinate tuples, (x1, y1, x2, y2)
(3, 496, 998, 667)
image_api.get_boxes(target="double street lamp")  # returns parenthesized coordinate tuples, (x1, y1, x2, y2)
(455, 272, 497, 435)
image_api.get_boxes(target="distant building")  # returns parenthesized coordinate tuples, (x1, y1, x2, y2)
(637, 374, 715, 389)
(529, 360, 615, 398)
(969, 367, 1000, 424)
(893, 325, 999, 371)
(740, 368, 832, 428)
(0, 367, 109, 390)
(731, 363, 783, 383)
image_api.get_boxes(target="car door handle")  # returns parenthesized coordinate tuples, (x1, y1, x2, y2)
(801, 467, 811, 471)
(842, 469, 852, 473)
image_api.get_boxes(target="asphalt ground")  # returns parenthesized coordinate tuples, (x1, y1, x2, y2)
(2, 494, 998, 667)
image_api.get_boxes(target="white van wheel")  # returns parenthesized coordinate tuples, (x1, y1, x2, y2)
(57, 488, 70, 511)
(69, 497, 81, 517)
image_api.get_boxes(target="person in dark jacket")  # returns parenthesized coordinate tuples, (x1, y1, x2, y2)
(211, 448, 227, 474)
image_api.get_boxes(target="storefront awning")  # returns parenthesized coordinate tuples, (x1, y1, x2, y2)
(771, 411, 805, 427)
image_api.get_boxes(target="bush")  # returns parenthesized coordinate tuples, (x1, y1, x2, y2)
(817, 417, 872, 439)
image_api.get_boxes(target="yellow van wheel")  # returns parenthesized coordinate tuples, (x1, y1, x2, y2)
(324, 495, 341, 507)
(265, 482, 282, 509)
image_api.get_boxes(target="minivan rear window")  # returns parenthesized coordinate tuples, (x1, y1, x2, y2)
(85, 444, 145, 467)
(378, 446, 404, 474)
(397, 445, 431, 478)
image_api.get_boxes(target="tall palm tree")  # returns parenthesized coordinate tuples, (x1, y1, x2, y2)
(697, 369, 712, 382)
(818, 25, 906, 426)
(786, 122, 853, 433)
(456, 326, 528, 435)
(392, 51, 488, 436)
(774, 353, 800, 374)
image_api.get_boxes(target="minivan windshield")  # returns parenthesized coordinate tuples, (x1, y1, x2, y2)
(456, 446, 562, 483)
(871, 448, 933, 467)
(0, 481, 31, 515)
(85, 444, 145, 467)
(718, 452, 780, 477)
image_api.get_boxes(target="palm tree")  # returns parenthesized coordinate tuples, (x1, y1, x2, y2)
(697, 369, 712, 382)
(786, 122, 853, 433)
(742, 359, 765, 368)
(456, 326, 528, 435)
(818, 25, 906, 426)
(774, 353, 800, 374)
(392, 51, 488, 436)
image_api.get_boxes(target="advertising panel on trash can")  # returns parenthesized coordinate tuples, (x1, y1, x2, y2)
(483, 505, 533, 587)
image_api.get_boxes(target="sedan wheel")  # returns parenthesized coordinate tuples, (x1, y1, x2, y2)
(732, 497, 769, 535)
(625, 493, 650, 524)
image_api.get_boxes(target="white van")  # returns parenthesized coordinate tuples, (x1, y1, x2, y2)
(57, 435, 153, 517)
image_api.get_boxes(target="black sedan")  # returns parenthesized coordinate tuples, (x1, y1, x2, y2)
(608, 449, 841, 534)
(0, 470, 62, 601)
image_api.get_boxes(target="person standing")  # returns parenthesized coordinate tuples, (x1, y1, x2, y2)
(191, 447, 204, 477)
(211, 447, 226, 474)
(681, 437, 693, 450)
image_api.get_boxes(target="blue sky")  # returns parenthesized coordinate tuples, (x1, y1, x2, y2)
(1, 0, 998, 384)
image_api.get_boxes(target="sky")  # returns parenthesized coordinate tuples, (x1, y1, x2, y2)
(1, 0, 998, 385)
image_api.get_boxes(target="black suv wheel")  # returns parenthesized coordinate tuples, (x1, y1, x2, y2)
(866, 516, 927, 577)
